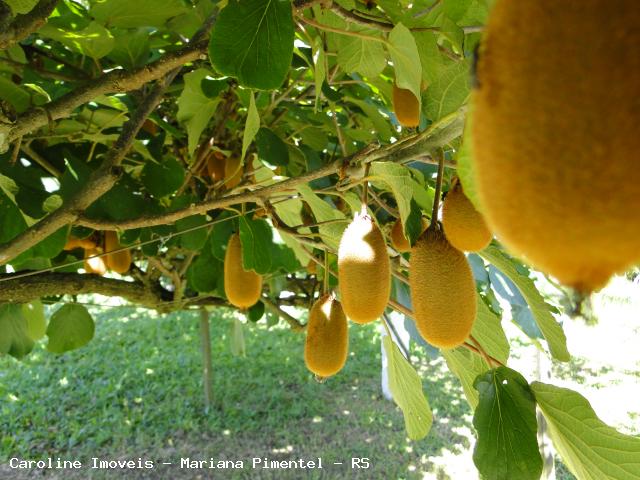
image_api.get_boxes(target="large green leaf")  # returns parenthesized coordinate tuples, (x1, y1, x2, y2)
(424, 60, 471, 121)
(443, 295, 509, 408)
(383, 336, 432, 440)
(5, 0, 38, 14)
(209, 0, 294, 90)
(241, 91, 260, 161)
(46, 304, 95, 354)
(480, 246, 570, 362)
(40, 22, 115, 59)
(91, 0, 186, 28)
(176, 69, 223, 154)
(255, 127, 289, 167)
(238, 216, 273, 275)
(22, 301, 46, 341)
(386, 23, 422, 111)
(0, 304, 34, 360)
(473, 367, 543, 480)
(532, 382, 640, 480)
(336, 30, 386, 78)
(455, 110, 483, 211)
(141, 157, 185, 198)
(297, 184, 347, 249)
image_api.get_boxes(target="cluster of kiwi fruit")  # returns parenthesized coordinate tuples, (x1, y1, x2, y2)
(200, 150, 244, 190)
(64, 231, 131, 275)
(302, 181, 491, 378)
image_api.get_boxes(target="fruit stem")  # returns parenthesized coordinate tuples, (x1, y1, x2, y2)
(466, 335, 504, 368)
(430, 149, 445, 228)
(362, 163, 371, 210)
(323, 252, 329, 294)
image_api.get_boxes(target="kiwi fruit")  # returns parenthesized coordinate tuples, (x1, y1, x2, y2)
(64, 235, 96, 251)
(338, 211, 390, 324)
(205, 151, 226, 182)
(224, 233, 262, 308)
(410, 227, 477, 348)
(224, 156, 243, 189)
(472, 0, 640, 292)
(84, 248, 107, 276)
(390, 217, 428, 253)
(306, 259, 317, 275)
(442, 178, 492, 252)
(392, 84, 420, 128)
(104, 231, 132, 274)
(304, 293, 349, 377)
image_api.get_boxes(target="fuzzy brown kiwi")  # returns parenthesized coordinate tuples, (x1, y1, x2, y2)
(409, 227, 477, 348)
(338, 211, 390, 324)
(224, 156, 243, 189)
(392, 84, 420, 128)
(304, 293, 349, 377)
(104, 231, 131, 274)
(442, 178, 492, 252)
(472, 0, 640, 292)
(224, 233, 262, 308)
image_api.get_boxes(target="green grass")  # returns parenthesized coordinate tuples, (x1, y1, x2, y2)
(0, 305, 474, 479)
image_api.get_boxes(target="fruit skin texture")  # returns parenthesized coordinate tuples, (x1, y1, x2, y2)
(410, 228, 477, 348)
(104, 231, 131, 274)
(84, 248, 107, 275)
(392, 84, 420, 128)
(442, 180, 492, 252)
(472, 0, 640, 292)
(304, 294, 349, 377)
(224, 233, 262, 308)
(224, 156, 243, 189)
(338, 212, 390, 324)
(205, 151, 226, 182)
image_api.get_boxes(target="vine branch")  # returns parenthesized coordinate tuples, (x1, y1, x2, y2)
(0, 0, 59, 50)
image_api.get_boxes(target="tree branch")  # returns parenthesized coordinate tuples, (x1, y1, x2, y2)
(0, 0, 58, 50)
(76, 112, 464, 231)
(262, 296, 306, 332)
(2, 39, 208, 147)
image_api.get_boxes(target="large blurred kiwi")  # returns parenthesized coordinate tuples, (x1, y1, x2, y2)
(104, 231, 131, 274)
(392, 84, 420, 128)
(442, 178, 492, 252)
(304, 294, 349, 377)
(224, 233, 262, 308)
(338, 211, 390, 323)
(472, 0, 640, 292)
(410, 227, 476, 348)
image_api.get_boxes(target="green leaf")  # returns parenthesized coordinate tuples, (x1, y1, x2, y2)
(141, 158, 185, 198)
(46, 304, 95, 354)
(22, 301, 46, 341)
(0, 304, 34, 359)
(480, 246, 570, 362)
(443, 295, 509, 408)
(424, 60, 471, 121)
(40, 22, 115, 59)
(387, 23, 422, 111)
(297, 184, 347, 249)
(241, 91, 260, 161)
(383, 336, 433, 440)
(312, 36, 326, 111)
(369, 161, 416, 238)
(413, 30, 444, 86)
(0, 186, 28, 245)
(209, 0, 294, 90)
(187, 248, 222, 294)
(107, 29, 151, 69)
(177, 68, 222, 154)
(443, 0, 472, 22)
(5, 0, 38, 14)
(532, 382, 640, 480)
(238, 216, 272, 275)
(255, 127, 289, 167)
(337, 31, 386, 78)
(175, 215, 208, 251)
(91, 0, 187, 28)
(248, 301, 265, 322)
(473, 367, 543, 480)
(455, 108, 483, 211)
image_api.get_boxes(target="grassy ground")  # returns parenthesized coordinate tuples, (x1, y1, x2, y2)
(0, 276, 638, 479)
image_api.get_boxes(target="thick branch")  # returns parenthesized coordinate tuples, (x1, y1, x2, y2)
(3, 39, 207, 145)
(0, 72, 178, 265)
(77, 112, 464, 231)
(0, 0, 58, 50)
(0, 272, 166, 308)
